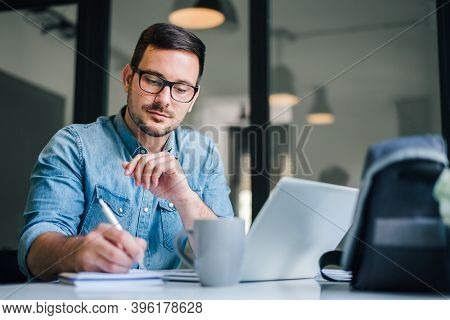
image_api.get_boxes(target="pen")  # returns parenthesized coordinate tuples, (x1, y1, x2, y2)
(98, 198, 146, 270)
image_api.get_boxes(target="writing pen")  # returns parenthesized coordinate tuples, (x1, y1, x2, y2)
(98, 198, 146, 270)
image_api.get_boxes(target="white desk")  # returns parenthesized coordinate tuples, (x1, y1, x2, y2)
(0, 280, 444, 300)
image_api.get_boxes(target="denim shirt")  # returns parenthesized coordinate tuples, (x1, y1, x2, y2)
(18, 108, 234, 277)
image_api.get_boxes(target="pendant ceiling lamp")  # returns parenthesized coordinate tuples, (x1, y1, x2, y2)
(270, 64, 300, 108)
(306, 87, 335, 125)
(270, 28, 300, 108)
(169, 0, 227, 30)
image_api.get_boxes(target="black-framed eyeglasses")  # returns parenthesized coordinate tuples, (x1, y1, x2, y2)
(131, 65, 198, 103)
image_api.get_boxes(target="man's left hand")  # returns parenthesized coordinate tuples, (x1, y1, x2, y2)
(122, 152, 194, 204)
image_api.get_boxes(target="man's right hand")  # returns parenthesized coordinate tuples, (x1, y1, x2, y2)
(73, 223, 147, 273)
(27, 225, 147, 280)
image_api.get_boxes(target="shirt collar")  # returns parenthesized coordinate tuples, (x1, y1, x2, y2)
(113, 106, 177, 158)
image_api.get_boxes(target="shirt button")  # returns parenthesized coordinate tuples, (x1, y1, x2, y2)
(143, 207, 149, 213)
(118, 207, 123, 213)
(140, 149, 146, 154)
(168, 202, 174, 208)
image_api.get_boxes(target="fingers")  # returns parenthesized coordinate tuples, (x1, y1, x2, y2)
(124, 152, 172, 187)
(93, 235, 134, 270)
(150, 163, 164, 188)
(77, 226, 147, 273)
(78, 231, 129, 273)
(141, 155, 173, 189)
(136, 237, 148, 252)
(138, 153, 170, 186)
(95, 257, 130, 273)
(97, 224, 145, 263)
(123, 154, 144, 176)
(123, 152, 182, 192)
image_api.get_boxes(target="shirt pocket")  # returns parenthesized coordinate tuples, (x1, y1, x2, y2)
(159, 188, 203, 252)
(79, 185, 131, 235)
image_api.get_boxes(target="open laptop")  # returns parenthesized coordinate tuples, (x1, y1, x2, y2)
(162, 177, 358, 283)
(240, 177, 358, 282)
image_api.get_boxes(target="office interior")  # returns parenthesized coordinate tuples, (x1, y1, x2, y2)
(0, 0, 449, 291)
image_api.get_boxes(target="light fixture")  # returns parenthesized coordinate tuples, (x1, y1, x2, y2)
(169, 0, 226, 30)
(270, 64, 300, 108)
(306, 87, 335, 125)
(270, 28, 300, 108)
(25, 8, 76, 40)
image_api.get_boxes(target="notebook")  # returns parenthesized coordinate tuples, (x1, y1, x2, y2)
(58, 269, 163, 289)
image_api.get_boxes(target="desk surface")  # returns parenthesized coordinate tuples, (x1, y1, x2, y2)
(0, 280, 444, 300)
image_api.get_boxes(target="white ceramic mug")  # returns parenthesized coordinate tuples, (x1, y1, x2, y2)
(175, 218, 245, 287)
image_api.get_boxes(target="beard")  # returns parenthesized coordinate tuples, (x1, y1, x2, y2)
(127, 88, 180, 138)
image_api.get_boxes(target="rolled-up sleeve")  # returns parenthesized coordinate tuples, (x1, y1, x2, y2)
(18, 126, 85, 277)
(202, 139, 234, 218)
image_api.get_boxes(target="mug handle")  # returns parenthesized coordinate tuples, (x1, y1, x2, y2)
(174, 229, 194, 269)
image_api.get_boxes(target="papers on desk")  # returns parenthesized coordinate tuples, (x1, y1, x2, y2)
(58, 269, 200, 290)
(161, 269, 199, 282)
(58, 268, 350, 290)
(320, 269, 352, 282)
(58, 269, 163, 290)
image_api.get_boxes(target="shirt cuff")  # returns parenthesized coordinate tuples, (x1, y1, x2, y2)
(18, 222, 68, 279)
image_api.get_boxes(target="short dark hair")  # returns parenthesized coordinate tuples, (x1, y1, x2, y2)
(130, 23, 206, 82)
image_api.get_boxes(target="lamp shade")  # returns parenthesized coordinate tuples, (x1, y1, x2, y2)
(306, 87, 335, 125)
(169, 0, 226, 30)
(269, 64, 300, 108)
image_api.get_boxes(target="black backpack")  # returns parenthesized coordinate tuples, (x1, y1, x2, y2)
(324, 135, 450, 292)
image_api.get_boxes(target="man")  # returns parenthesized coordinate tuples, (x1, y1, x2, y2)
(18, 23, 234, 280)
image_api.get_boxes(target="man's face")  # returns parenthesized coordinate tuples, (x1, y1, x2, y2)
(123, 46, 200, 137)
